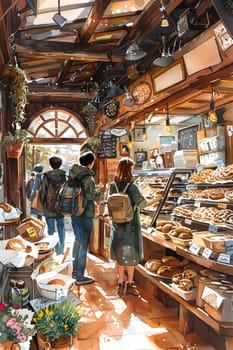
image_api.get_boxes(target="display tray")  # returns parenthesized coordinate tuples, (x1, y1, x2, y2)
(139, 263, 172, 282)
(169, 235, 192, 248)
(170, 283, 197, 301)
(154, 229, 171, 240)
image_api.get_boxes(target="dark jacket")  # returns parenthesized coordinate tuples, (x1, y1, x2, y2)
(26, 178, 35, 200)
(69, 164, 100, 218)
(40, 169, 66, 217)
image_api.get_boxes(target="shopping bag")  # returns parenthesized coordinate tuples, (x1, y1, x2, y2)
(31, 190, 43, 212)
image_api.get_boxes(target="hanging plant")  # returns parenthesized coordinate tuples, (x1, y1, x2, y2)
(83, 102, 98, 137)
(2, 65, 28, 124)
(86, 136, 102, 151)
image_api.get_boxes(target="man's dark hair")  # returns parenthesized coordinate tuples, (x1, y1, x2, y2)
(49, 156, 62, 169)
(79, 151, 95, 166)
(34, 164, 44, 173)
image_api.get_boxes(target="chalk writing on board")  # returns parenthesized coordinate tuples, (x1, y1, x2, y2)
(177, 124, 199, 150)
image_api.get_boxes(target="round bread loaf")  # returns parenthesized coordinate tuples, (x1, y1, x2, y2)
(6, 238, 25, 251)
(47, 279, 65, 286)
(145, 259, 162, 272)
(161, 256, 180, 267)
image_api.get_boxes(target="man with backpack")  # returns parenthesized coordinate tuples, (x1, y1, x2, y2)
(69, 151, 101, 285)
(40, 156, 66, 255)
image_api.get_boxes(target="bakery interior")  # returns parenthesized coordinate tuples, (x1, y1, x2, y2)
(1, 1, 233, 349)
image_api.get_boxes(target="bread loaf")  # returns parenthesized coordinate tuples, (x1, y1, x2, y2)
(6, 238, 25, 251)
(47, 279, 65, 286)
(145, 259, 162, 272)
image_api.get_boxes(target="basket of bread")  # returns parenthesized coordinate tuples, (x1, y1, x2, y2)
(0, 236, 38, 267)
(36, 271, 75, 300)
(171, 269, 198, 301)
(0, 203, 20, 225)
(155, 220, 182, 240)
(16, 216, 46, 242)
(144, 255, 182, 280)
(168, 226, 193, 247)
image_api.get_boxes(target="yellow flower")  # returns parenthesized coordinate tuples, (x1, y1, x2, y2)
(64, 324, 68, 329)
(49, 323, 55, 328)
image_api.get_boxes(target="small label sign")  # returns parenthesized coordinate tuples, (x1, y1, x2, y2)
(208, 224, 218, 233)
(202, 247, 213, 259)
(217, 253, 231, 264)
(184, 218, 192, 225)
(189, 243, 201, 255)
(186, 184, 198, 190)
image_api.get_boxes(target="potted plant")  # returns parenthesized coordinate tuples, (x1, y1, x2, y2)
(33, 300, 83, 350)
(0, 303, 35, 349)
(2, 128, 29, 159)
(83, 102, 98, 136)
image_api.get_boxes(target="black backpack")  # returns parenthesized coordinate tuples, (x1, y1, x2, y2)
(56, 176, 88, 216)
(46, 177, 64, 213)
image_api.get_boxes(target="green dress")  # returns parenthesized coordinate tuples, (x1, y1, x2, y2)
(109, 181, 145, 266)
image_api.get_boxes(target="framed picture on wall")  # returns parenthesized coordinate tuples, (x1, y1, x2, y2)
(134, 151, 147, 167)
(134, 128, 144, 142)
(119, 142, 130, 156)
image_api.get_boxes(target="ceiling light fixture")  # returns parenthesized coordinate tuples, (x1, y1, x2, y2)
(125, 40, 147, 61)
(53, 0, 67, 27)
(161, 7, 169, 27)
(209, 84, 218, 123)
(106, 80, 124, 99)
(165, 104, 172, 133)
(143, 113, 148, 141)
(153, 36, 175, 67)
(160, 1, 170, 28)
(128, 132, 133, 149)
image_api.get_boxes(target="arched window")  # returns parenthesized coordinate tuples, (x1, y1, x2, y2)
(26, 109, 87, 141)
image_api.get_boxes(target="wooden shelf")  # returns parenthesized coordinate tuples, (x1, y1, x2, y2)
(137, 264, 233, 336)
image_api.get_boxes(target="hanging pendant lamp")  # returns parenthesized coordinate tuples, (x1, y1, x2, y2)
(125, 40, 147, 61)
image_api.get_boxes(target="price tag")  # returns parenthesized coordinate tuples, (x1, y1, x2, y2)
(189, 243, 201, 255)
(196, 164, 203, 173)
(184, 218, 192, 225)
(56, 288, 66, 300)
(194, 200, 201, 207)
(177, 197, 183, 205)
(217, 202, 227, 209)
(208, 224, 218, 233)
(225, 240, 233, 255)
(202, 247, 213, 259)
(215, 160, 225, 168)
(186, 184, 198, 190)
(147, 227, 154, 234)
(217, 253, 231, 264)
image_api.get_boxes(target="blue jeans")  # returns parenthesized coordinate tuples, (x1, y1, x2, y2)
(46, 217, 65, 255)
(71, 216, 93, 276)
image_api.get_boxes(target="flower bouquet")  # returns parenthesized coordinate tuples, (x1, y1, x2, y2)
(33, 300, 83, 349)
(0, 303, 35, 345)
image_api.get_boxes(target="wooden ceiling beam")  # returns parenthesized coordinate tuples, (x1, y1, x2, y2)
(15, 39, 124, 62)
(80, 0, 111, 44)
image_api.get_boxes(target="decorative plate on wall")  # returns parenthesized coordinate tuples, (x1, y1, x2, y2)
(132, 81, 152, 105)
(104, 99, 119, 118)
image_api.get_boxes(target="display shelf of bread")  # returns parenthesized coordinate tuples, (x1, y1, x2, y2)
(171, 269, 198, 301)
(189, 165, 233, 184)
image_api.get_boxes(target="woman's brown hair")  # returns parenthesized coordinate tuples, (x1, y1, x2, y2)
(114, 157, 135, 183)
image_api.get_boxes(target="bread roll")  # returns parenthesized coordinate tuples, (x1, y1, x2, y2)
(145, 259, 162, 272)
(161, 256, 180, 267)
(47, 279, 65, 286)
(6, 238, 25, 251)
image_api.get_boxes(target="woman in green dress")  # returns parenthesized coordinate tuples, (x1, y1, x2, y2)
(109, 157, 148, 297)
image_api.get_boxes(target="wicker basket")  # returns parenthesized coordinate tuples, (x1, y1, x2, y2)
(16, 217, 46, 242)
(36, 272, 75, 300)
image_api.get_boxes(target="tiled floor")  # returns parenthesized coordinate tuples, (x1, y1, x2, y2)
(71, 253, 216, 350)
(39, 218, 216, 350)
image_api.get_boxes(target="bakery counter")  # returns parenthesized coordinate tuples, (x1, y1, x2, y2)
(136, 263, 233, 337)
(176, 246, 233, 276)
(142, 229, 233, 275)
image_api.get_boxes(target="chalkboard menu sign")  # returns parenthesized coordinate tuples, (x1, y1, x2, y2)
(177, 124, 199, 150)
(97, 130, 117, 158)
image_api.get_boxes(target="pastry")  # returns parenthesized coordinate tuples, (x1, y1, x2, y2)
(179, 278, 193, 291)
(6, 238, 25, 251)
